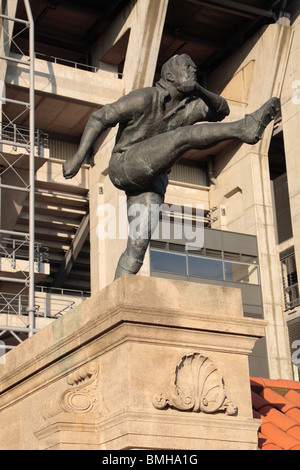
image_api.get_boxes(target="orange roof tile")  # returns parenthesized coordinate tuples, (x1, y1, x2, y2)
(259, 433, 282, 450)
(286, 390, 300, 408)
(251, 377, 300, 451)
(251, 377, 300, 390)
(260, 422, 300, 450)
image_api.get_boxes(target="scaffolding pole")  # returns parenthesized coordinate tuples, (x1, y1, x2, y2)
(0, 0, 36, 344)
(24, 0, 36, 337)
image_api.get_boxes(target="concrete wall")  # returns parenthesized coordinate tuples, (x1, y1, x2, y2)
(89, 0, 169, 292)
(2, 0, 300, 380)
(206, 22, 294, 379)
(86, 2, 299, 379)
(281, 2, 300, 296)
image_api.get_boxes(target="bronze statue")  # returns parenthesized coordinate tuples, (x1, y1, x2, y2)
(63, 54, 280, 279)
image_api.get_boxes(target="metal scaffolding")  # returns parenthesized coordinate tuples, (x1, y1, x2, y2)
(0, 0, 37, 352)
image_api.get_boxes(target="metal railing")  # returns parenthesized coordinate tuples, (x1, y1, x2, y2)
(34, 51, 100, 74)
(0, 0, 37, 340)
(36, 285, 90, 298)
(284, 284, 300, 310)
(0, 122, 49, 156)
(0, 292, 75, 318)
(0, 238, 49, 271)
(17, 50, 123, 78)
(281, 253, 300, 310)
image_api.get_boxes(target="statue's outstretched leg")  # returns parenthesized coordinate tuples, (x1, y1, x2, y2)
(63, 97, 279, 182)
(115, 97, 280, 190)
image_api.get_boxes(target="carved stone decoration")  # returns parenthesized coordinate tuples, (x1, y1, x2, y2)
(153, 352, 237, 416)
(43, 362, 99, 419)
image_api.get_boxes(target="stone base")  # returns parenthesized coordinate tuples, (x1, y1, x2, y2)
(0, 275, 266, 450)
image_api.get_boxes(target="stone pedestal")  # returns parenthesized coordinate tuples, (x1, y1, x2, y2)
(0, 276, 266, 450)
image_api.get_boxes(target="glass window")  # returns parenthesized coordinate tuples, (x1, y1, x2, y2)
(150, 249, 187, 275)
(150, 245, 260, 286)
(188, 255, 223, 280)
(224, 261, 259, 284)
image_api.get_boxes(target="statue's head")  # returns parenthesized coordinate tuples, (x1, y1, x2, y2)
(160, 54, 197, 88)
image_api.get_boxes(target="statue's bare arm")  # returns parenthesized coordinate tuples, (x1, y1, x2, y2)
(63, 91, 148, 179)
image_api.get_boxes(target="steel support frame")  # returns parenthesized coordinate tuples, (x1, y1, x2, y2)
(187, 0, 277, 19)
(206, 0, 277, 19)
(52, 211, 90, 288)
(0, 0, 36, 345)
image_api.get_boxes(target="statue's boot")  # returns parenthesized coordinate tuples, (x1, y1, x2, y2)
(241, 97, 280, 145)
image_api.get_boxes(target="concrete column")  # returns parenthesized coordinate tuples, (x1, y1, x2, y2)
(281, 9, 300, 296)
(0, 0, 18, 229)
(89, 0, 169, 294)
(209, 23, 294, 379)
(0, 0, 18, 81)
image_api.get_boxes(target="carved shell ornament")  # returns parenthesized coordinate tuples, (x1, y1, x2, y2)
(153, 352, 237, 416)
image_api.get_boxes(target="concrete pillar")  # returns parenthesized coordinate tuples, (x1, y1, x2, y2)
(281, 9, 300, 296)
(0, 0, 18, 229)
(209, 23, 294, 379)
(0, 0, 18, 81)
(89, 0, 169, 294)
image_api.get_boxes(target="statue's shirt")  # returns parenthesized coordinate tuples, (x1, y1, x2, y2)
(94, 82, 228, 196)
(96, 82, 227, 155)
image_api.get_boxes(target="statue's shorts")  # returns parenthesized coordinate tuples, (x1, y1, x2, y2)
(109, 151, 168, 198)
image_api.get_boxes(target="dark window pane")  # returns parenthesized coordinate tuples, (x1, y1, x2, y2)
(150, 250, 187, 275)
(188, 255, 223, 279)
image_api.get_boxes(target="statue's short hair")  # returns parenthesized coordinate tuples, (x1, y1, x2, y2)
(160, 54, 191, 81)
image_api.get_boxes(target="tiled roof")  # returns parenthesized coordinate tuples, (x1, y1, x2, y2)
(251, 377, 300, 450)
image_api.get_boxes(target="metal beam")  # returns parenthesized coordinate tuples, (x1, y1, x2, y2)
(24, 0, 36, 338)
(204, 0, 276, 19)
(188, 0, 256, 19)
(0, 228, 29, 237)
(187, 0, 277, 20)
(212, 0, 277, 18)
(0, 325, 39, 333)
(0, 184, 29, 192)
(0, 54, 30, 65)
(165, 28, 225, 52)
(48, 0, 104, 18)
(0, 277, 27, 283)
(0, 13, 29, 25)
(52, 212, 90, 288)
